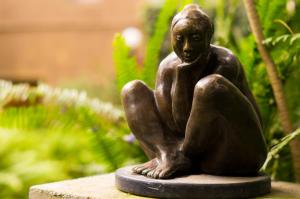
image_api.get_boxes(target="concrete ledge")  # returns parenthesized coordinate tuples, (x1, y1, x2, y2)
(29, 173, 300, 199)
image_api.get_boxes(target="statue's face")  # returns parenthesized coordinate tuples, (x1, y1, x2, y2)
(172, 18, 210, 63)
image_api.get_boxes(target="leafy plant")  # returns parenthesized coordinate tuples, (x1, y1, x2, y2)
(257, 0, 288, 36)
(242, 0, 300, 181)
(262, 128, 300, 171)
(0, 80, 146, 199)
(112, 35, 140, 92)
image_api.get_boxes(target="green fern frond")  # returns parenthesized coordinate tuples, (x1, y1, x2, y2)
(274, 19, 295, 35)
(0, 80, 124, 122)
(235, 35, 256, 86)
(257, 0, 269, 29)
(257, 0, 287, 36)
(141, 0, 179, 87)
(89, 128, 120, 171)
(261, 128, 300, 171)
(0, 81, 145, 182)
(263, 33, 300, 47)
(112, 34, 140, 92)
(214, 0, 239, 45)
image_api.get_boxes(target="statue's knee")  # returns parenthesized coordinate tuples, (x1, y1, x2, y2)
(194, 74, 227, 98)
(121, 80, 147, 101)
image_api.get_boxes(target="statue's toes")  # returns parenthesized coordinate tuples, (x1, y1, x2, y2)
(133, 165, 146, 174)
(133, 159, 158, 175)
(132, 166, 140, 173)
(147, 170, 155, 178)
(141, 168, 152, 175)
(153, 168, 163, 179)
(158, 168, 175, 179)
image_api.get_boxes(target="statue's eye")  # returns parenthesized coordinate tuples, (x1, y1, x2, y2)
(176, 35, 182, 41)
(192, 34, 201, 41)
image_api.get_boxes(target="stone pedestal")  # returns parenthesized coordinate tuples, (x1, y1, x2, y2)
(115, 166, 271, 199)
(29, 172, 300, 199)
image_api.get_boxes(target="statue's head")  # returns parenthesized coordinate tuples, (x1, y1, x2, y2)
(171, 4, 213, 63)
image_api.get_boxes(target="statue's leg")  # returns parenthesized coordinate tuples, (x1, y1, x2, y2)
(183, 74, 267, 175)
(122, 80, 182, 176)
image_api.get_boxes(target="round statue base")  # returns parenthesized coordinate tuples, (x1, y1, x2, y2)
(115, 166, 271, 199)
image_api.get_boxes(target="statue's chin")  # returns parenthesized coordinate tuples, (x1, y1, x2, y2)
(183, 58, 195, 64)
(181, 55, 201, 65)
(178, 59, 197, 68)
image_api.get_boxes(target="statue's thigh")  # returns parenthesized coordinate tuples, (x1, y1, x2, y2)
(193, 74, 261, 135)
(122, 80, 167, 158)
(193, 75, 266, 174)
(122, 80, 161, 124)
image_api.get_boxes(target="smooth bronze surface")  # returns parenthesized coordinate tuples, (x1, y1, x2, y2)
(121, 4, 267, 179)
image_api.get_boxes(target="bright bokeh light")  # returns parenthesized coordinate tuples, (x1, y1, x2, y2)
(122, 27, 143, 49)
(286, 0, 296, 15)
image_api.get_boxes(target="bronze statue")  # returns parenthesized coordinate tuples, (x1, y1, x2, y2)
(121, 4, 267, 179)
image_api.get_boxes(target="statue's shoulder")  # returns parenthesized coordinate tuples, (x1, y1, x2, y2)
(210, 45, 239, 66)
(210, 45, 241, 79)
(156, 52, 179, 82)
(159, 52, 181, 71)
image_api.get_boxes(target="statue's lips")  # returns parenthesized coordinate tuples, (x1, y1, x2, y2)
(183, 54, 196, 62)
(180, 53, 204, 66)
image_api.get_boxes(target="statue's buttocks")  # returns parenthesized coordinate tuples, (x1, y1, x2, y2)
(121, 4, 267, 179)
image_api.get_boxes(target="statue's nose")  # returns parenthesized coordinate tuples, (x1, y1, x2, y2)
(183, 40, 192, 53)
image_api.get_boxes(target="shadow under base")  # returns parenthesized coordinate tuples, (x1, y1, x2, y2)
(115, 166, 271, 199)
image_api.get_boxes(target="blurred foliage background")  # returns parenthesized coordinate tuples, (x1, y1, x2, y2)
(1, 0, 300, 198)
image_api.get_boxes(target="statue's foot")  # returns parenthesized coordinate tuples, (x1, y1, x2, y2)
(132, 158, 158, 176)
(147, 151, 191, 179)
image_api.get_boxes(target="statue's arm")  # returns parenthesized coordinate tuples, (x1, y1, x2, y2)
(154, 60, 178, 132)
(171, 65, 193, 133)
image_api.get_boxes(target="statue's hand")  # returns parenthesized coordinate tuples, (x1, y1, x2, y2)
(177, 62, 194, 71)
(177, 53, 206, 72)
